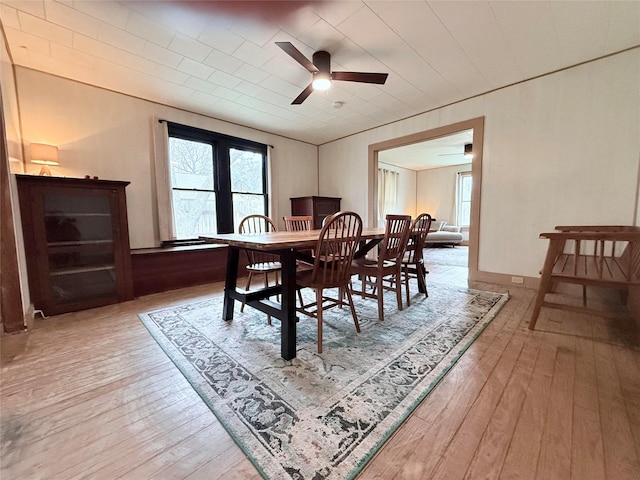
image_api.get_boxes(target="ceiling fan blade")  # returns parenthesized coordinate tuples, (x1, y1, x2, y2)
(276, 41, 318, 73)
(332, 71, 388, 84)
(291, 84, 314, 105)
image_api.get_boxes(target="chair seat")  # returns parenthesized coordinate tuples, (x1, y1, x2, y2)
(296, 268, 347, 290)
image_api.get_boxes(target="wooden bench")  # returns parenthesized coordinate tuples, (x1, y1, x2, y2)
(529, 225, 640, 330)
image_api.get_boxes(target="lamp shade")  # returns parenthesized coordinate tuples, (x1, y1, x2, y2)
(30, 143, 59, 165)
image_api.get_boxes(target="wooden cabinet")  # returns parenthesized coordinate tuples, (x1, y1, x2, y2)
(290, 196, 341, 229)
(17, 175, 133, 316)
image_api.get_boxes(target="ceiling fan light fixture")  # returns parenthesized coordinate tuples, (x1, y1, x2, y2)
(312, 72, 331, 91)
(464, 143, 473, 158)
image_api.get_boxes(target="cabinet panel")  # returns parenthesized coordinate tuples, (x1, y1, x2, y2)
(17, 175, 133, 316)
(290, 196, 341, 229)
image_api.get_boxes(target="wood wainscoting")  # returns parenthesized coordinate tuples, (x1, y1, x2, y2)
(131, 244, 248, 297)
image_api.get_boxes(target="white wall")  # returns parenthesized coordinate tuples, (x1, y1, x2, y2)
(15, 68, 319, 248)
(416, 163, 471, 226)
(319, 49, 640, 279)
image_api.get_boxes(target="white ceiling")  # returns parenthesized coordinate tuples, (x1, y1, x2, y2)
(1, 1, 639, 145)
(378, 129, 473, 171)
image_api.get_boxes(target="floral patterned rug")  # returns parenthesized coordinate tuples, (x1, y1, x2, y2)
(139, 282, 507, 480)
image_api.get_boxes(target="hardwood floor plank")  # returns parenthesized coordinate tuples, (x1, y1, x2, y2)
(463, 331, 540, 479)
(116, 420, 240, 479)
(427, 328, 527, 479)
(2, 259, 638, 480)
(611, 346, 640, 461)
(499, 332, 557, 480)
(571, 337, 605, 480)
(535, 333, 576, 480)
(594, 341, 640, 479)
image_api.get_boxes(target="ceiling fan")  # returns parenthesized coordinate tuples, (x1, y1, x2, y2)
(438, 143, 473, 158)
(275, 41, 389, 105)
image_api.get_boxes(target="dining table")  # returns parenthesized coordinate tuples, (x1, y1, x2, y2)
(201, 227, 386, 360)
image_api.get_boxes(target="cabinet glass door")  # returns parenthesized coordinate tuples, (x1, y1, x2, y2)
(43, 192, 117, 304)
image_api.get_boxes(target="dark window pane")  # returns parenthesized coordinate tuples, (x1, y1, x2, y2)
(172, 190, 217, 238)
(230, 148, 263, 193)
(169, 138, 214, 190)
(232, 193, 266, 231)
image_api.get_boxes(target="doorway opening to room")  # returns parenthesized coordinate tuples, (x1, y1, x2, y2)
(367, 117, 484, 286)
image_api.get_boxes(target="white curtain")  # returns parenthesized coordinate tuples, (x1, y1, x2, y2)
(377, 168, 399, 226)
(152, 117, 174, 242)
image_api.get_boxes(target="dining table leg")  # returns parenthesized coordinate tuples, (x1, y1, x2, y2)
(222, 246, 240, 321)
(279, 248, 298, 360)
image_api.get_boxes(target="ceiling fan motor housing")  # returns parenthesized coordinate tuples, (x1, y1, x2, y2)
(312, 51, 331, 74)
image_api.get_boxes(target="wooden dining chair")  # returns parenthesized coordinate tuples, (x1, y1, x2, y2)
(295, 211, 363, 353)
(350, 214, 413, 321)
(238, 214, 281, 324)
(401, 213, 432, 306)
(283, 215, 313, 232)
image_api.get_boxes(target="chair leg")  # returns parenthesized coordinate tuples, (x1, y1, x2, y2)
(296, 287, 304, 308)
(403, 265, 411, 307)
(376, 275, 384, 321)
(263, 272, 272, 325)
(345, 287, 361, 333)
(394, 268, 403, 312)
(530, 239, 562, 330)
(316, 288, 323, 354)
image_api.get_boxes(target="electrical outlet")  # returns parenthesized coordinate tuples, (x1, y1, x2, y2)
(511, 276, 524, 284)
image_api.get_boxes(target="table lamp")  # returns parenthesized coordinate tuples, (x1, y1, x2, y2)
(30, 143, 59, 176)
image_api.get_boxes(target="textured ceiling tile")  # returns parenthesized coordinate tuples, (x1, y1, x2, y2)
(2, 0, 45, 18)
(18, 10, 73, 47)
(141, 41, 183, 69)
(233, 40, 274, 68)
(234, 81, 264, 97)
(297, 18, 346, 52)
(0, 5, 21, 29)
(177, 57, 215, 80)
(98, 21, 145, 55)
(197, 27, 244, 55)
(233, 63, 271, 84)
(203, 48, 243, 74)
(209, 70, 243, 89)
(431, 1, 523, 89)
(44, 1, 100, 39)
(50, 42, 95, 69)
(125, 10, 174, 48)
(169, 32, 212, 62)
(184, 75, 217, 94)
(73, 0, 130, 29)
(228, 16, 280, 47)
(491, 1, 563, 78)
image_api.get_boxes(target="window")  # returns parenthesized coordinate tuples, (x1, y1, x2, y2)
(456, 171, 472, 227)
(166, 122, 268, 240)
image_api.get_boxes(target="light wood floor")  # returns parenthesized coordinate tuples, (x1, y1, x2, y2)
(2, 255, 639, 479)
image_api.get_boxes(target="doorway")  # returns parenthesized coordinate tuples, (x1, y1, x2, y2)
(367, 117, 484, 284)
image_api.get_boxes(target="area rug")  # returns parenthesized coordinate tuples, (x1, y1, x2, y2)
(139, 282, 507, 480)
(423, 245, 469, 267)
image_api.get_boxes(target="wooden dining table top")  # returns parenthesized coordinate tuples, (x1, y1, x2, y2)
(201, 227, 386, 251)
